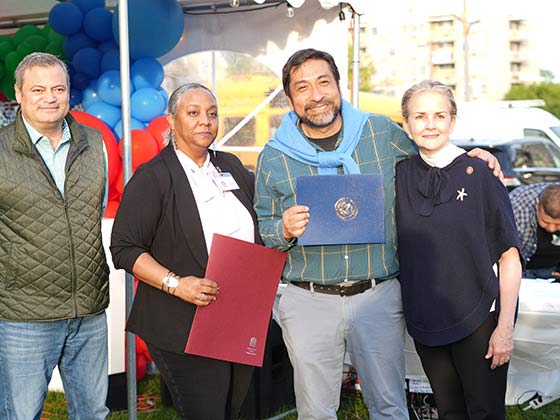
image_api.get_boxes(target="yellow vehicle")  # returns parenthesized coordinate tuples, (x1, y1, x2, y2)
(215, 75, 402, 170)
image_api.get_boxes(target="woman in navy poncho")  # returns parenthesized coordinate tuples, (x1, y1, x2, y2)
(396, 80, 523, 420)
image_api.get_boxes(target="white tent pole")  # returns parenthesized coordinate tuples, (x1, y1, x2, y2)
(117, 0, 137, 418)
(351, 10, 360, 107)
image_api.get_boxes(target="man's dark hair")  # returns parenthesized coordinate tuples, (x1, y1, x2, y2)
(539, 184, 560, 218)
(282, 48, 340, 99)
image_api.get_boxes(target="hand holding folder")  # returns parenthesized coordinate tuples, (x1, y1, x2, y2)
(185, 234, 287, 367)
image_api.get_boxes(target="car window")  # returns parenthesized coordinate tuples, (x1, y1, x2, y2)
(546, 143, 560, 167)
(550, 126, 560, 138)
(524, 128, 551, 141)
(512, 143, 556, 168)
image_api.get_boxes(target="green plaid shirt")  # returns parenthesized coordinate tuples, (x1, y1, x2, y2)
(255, 114, 416, 285)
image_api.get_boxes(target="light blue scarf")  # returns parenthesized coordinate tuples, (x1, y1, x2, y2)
(267, 99, 369, 174)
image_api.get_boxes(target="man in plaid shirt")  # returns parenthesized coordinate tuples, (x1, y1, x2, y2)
(510, 183, 560, 278)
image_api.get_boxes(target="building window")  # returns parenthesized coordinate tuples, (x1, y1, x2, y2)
(510, 41, 522, 51)
(509, 19, 523, 30)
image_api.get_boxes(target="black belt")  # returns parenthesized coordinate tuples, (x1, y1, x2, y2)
(291, 278, 390, 297)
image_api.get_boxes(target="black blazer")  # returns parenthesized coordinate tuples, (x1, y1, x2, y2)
(110, 144, 260, 353)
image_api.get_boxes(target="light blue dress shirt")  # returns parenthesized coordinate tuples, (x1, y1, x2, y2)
(22, 115, 109, 213)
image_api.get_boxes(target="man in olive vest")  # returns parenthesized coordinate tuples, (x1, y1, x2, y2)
(0, 52, 109, 419)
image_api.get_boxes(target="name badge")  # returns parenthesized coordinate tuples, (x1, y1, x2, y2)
(214, 172, 239, 192)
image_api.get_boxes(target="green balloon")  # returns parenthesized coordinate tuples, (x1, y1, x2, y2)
(48, 29, 64, 44)
(0, 62, 4, 80)
(46, 41, 64, 59)
(1, 75, 16, 100)
(0, 39, 15, 59)
(16, 43, 35, 58)
(13, 25, 42, 45)
(23, 35, 48, 51)
(5, 51, 20, 72)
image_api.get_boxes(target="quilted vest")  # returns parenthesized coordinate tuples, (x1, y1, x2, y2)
(0, 112, 109, 321)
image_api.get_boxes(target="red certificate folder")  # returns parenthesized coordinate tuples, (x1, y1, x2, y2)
(185, 234, 287, 366)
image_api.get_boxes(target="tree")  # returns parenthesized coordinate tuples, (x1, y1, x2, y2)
(540, 69, 555, 83)
(504, 83, 560, 119)
(348, 45, 375, 92)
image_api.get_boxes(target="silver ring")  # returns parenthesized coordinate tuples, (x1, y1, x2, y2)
(200, 293, 207, 301)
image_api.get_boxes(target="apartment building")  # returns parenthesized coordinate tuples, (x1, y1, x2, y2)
(359, 1, 542, 101)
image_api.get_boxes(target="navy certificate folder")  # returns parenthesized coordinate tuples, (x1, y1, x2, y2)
(296, 174, 385, 246)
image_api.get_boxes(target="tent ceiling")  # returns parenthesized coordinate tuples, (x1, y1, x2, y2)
(0, 0, 366, 31)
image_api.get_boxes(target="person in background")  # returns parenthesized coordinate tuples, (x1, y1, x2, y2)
(254, 48, 502, 420)
(396, 80, 522, 420)
(110, 82, 259, 419)
(0, 52, 109, 419)
(510, 183, 560, 279)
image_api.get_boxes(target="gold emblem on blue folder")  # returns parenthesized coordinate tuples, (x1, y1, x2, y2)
(334, 197, 358, 221)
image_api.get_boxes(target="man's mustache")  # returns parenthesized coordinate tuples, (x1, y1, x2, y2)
(304, 100, 333, 112)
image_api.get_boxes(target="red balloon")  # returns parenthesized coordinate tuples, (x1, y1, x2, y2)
(109, 164, 123, 203)
(103, 199, 120, 219)
(70, 110, 122, 189)
(135, 353, 147, 382)
(146, 115, 169, 151)
(134, 334, 153, 381)
(114, 164, 124, 198)
(119, 129, 160, 171)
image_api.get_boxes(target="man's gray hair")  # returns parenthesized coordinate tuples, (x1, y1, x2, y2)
(15, 52, 69, 90)
(163, 83, 217, 146)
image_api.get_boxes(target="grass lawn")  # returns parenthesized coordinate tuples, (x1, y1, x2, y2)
(42, 374, 560, 419)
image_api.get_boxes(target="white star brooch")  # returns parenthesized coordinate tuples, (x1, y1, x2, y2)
(456, 188, 468, 201)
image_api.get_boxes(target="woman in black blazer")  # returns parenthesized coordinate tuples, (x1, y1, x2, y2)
(110, 83, 259, 419)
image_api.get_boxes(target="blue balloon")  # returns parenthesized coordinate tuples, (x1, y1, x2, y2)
(131, 88, 166, 123)
(131, 58, 164, 90)
(101, 48, 120, 73)
(82, 80, 102, 109)
(98, 39, 117, 53)
(113, 117, 145, 139)
(70, 72, 90, 90)
(97, 70, 127, 106)
(72, 0, 105, 14)
(86, 101, 121, 128)
(63, 32, 95, 58)
(83, 8, 113, 42)
(73, 47, 102, 79)
(112, 0, 184, 59)
(158, 87, 168, 104)
(66, 62, 76, 78)
(70, 88, 83, 107)
(48, 3, 84, 36)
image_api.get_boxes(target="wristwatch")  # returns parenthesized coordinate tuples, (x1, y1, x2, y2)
(162, 272, 180, 295)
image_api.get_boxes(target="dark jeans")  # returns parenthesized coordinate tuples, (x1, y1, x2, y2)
(523, 266, 558, 280)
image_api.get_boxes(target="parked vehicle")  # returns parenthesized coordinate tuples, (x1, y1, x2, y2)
(451, 104, 560, 149)
(454, 137, 560, 190)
